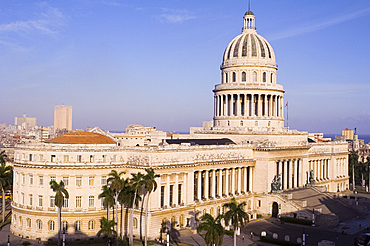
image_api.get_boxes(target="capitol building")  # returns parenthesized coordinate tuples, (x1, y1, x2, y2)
(11, 9, 349, 241)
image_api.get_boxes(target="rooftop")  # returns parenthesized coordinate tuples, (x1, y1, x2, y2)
(46, 131, 116, 144)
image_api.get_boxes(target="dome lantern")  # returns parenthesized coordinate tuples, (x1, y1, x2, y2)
(243, 10, 255, 30)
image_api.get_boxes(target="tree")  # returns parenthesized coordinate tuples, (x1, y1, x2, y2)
(107, 170, 126, 246)
(129, 172, 144, 246)
(97, 217, 117, 244)
(223, 198, 249, 246)
(349, 150, 359, 190)
(0, 161, 12, 223)
(142, 168, 159, 246)
(50, 180, 69, 246)
(197, 213, 226, 246)
(99, 185, 115, 220)
(121, 182, 141, 238)
(0, 151, 7, 166)
(117, 178, 130, 239)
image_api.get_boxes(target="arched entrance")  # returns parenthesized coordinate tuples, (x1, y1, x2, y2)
(272, 202, 278, 218)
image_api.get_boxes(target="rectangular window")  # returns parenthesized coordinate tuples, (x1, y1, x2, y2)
(178, 184, 182, 205)
(169, 185, 173, 206)
(21, 193, 24, 204)
(39, 176, 44, 185)
(113, 155, 117, 162)
(89, 155, 94, 162)
(51, 155, 56, 162)
(50, 176, 56, 182)
(50, 196, 55, 207)
(77, 155, 82, 163)
(63, 198, 69, 208)
(89, 177, 94, 186)
(76, 177, 82, 187)
(22, 174, 25, 185)
(101, 176, 107, 185)
(160, 186, 165, 208)
(39, 154, 43, 161)
(38, 195, 43, 207)
(89, 196, 94, 207)
(63, 155, 69, 163)
(258, 200, 261, 207)
(76, 196, 82, 208)
(102, 155, 106, 162)
(29, 154, 32, 161)
(62, 177, 69, 186)
(29, 175, 33, 185)
(29, 194, 33, 206)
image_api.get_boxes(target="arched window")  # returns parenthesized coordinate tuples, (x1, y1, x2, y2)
(242, 71, 246, 82)
(227, 121, 230, 126)
(210, 207, 214, 216)
(88, 220, 94, 230)
(270, 73, 273, 83)
(133, 217, 138, 229)
(27, 218, 31, 228)
(255, 121, 258, 126)
(203, 209, 207, 215)
(253, 71, 257, 82)
(75, 221, 81, 232)
(49, 220, 55, 231)
(179, 214, 184, 227)
(37, 220, 42, 230)
(240, 121, 243, 126)
(62, 221, 68, 231)
(263, 72, 266, 82)
(232, 72, 236, 82)
(268, 121, 271, 127)
(225, 73, 228, 83)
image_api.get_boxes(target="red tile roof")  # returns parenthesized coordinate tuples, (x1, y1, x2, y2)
(46, 131, 116, 144)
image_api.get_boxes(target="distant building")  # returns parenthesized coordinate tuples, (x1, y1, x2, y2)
(54, 105, 72, 132)
(14, 114, 37, 130)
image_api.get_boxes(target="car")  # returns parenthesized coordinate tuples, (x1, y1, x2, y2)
(0, 191, 12, 200)
(358, 233, 370, 246)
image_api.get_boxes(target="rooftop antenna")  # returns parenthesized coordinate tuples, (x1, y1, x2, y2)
(248, 0, 251, 11)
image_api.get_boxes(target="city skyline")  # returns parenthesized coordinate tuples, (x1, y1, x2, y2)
(1, 0, 370, 134)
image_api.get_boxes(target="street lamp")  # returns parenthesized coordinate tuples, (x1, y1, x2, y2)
(7, 235, 10, 246)
(312, 209, 315, 227)
(62, 229, 66, 246)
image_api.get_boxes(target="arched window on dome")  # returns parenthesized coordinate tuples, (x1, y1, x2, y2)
(253, 71, 257, 82)
(263, 72, 266, 82)
(225, 73, 228, 83)
(232, 72, 236, 82)
(270, 73, 273, 83)
(242, 72, 246, 82)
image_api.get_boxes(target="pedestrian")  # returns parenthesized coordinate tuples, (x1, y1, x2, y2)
(250, 231, 253, 239)
(242, 235, 244, 241)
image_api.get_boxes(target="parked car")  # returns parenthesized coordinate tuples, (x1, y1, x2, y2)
(358, 233, 370, 246)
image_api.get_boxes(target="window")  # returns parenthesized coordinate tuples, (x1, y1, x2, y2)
(63, 198, 69, 208)
(19, 216, 22, 227)
(29, 154, 32, 161)
(102, 155, 106, 162)
(89, 155, 94, 162)
(242, 71, 246, 82)
(39, 176, 44, 185)
(160, 186, 165, 208)
(62, 177, 69, 186)
(178, 184, 182, 205)
(29, 194, 33, 206)
(39, 154, 44, 161)
(77, 155, 82, 163)
(50, 196, 55, 208)
(62, 221, 68, 232)
(63, 155, 69, 163)
(258, 200, 262, 207)
(38, 195, 43, 207)
(75, 221, 81, 232)
(133, 218, 138, 229)
(27, 218, 31, 228)
(263, 72, 266, 82)
(76, 196, 82, 208)
(253, 71, 257, 82)
(88, 220, 94, 230)
(169, 185, 173, 206)
(22, 174, 25, 184)
(113, 155, 117, 162)
(225, 73, 228, 83)
(89, 177, 95, 186)
(21, 193, 24, 204)
(232, 72, 236, 82)
(270, 73, 273, 83)
(51, 155, 56, 162)
(29, 175, 33, 185)
(49, 220, 55, 231)
(37, 220, 42, 230)
(101, 176, 107, 185)
(76, 177, 82, 187)
(50, 176, 56, 182)
(89, 196, 94, 207)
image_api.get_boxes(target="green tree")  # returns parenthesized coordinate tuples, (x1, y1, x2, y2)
(97, 217, 117, 244)
(99, 185, 115, 220)
(50, 180, 69, 246)
(129, 172, 144, 246)
(223, 198, 249, 246)
(0, 151, 7, 166)
(0, 160, 12, 223)
(117, 177, 130, 239)
(142, 168, 159, 246)
(349, 150, 359, 189)
(197, 213, 226, 246)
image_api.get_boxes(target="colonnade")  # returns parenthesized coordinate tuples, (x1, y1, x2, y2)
(335, 158, 346, 178)
(159, 173, 187, 209)
(194, 166, 253, 201)
(308, 159, 330, 181)
(214, 93, 283, 118)
(276, 159, 301, 190)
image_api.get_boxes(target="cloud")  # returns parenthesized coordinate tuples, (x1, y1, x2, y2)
(158, 9, 196, 23)
(270, 7, 370, 40)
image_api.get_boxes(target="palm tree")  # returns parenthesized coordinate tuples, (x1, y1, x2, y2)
(223, 197, 249, 246)
(0, 151, 7, 166)
(349, 150, 359, 190)
(107, 170, 126, 246)
(197, 213, 225, 246)
(117, 178, 130, 239)
(0, 151, 12, 223)
(129, 172, 144, 246)
(99, 185, 115, 220)
(121, 183, 141, 238)
(142, 168, 159, 246)
(97, 217, 117, 244)
(50, 180, 69, 246)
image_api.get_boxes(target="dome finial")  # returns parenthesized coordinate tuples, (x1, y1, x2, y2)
(243, 1, 255, 31)
(248, 0, 251, 11)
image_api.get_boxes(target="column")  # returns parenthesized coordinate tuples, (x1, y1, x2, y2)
(293, 160, 297, 188)
(236, 94, 240, 116)
(156, 175, 162, 208)
(218, 170, 223, 197)
(269, 95, 272, 117)
(205, 170, 209, 200)
(237, 168, 241, 194)
(243, 94, 247, 116)
(212, 170, 216, 198)
(257, 94, 262, 116)
(174, 174, 179, 205)
(231, 168, 235, 195)
(326, 159, 329, 179)
(225, 169, 229, 196)
(287, 160, 290, 189)
(165, 175, 170, 207)
(221, 95, 224, 116)
(297, 159, 300, 187)
(276, 161, 280, 176)
(243, 167, 247, 192)
(249, 167, 253, 192)
(197, 171, 202, 200)
(214, 96, 217, 117)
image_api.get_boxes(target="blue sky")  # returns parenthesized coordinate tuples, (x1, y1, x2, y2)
(1, 0, 370, 135)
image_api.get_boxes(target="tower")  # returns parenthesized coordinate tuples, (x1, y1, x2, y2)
(54, 105, 72, 131)
(213, 10, 285, 129)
